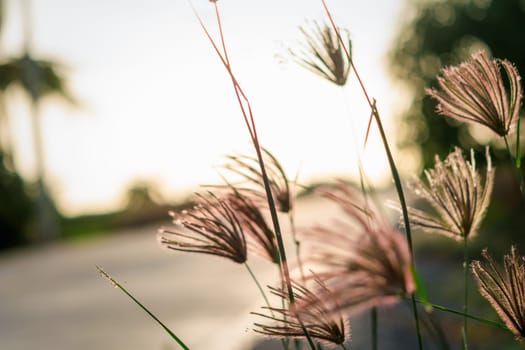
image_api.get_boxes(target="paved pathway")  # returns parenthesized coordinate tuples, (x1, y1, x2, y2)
(0, 222, 282, 350)
(3, 195, 496, 350)
(0, 197, 339, 350)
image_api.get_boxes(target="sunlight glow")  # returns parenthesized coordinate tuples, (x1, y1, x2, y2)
(3, 0, 404, 216)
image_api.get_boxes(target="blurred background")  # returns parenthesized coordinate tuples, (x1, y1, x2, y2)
(1, 0, 524, 349)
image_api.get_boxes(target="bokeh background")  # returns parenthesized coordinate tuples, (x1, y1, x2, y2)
(1, 0, 524, 349)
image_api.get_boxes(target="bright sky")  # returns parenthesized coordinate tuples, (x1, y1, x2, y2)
(3, 0, 409, 216)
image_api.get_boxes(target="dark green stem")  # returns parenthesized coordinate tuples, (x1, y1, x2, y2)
(415, 299, 509, 331)
(462, 237, 469, 350)
(370, 101, 424, 350)
(504, 135, 525, 201)
(372, 307, 378, 350)
(96, 266, 190, 350)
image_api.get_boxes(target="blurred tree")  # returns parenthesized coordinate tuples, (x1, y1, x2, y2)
(0, 150, 32, 249)
(389, 0, 525, 169)
(389, 0, 525, 248)
(0, 0, 76, 242)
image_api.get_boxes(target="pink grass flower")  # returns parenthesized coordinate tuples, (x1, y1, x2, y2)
(299, 182, 415, 317)
(158, 191, 247, 264)
(252, 279, 350, 347)
(222, 148, 292, 213)
(406, 146, 494, 241)
(225, 191, 280, 264)
(289, 19, 352, 86)
(426, 50, 522, 137)
(471, 247, 525, 340)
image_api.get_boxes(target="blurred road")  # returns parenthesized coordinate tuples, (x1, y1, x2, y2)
(0, 196, 342, 350)
(0, 222, 281, 350)
(3, 194, 499, 350)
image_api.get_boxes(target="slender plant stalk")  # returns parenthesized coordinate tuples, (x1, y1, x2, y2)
(319, 2, 423, 348)
(245, 263, 272, 313)
(245, 263, 290, 350)
(504, 135, 525, 201)
(191, 3, 316, 349)
(288, 210, 305, 282)
(516, 117, 521, 168)
(96, 266, 190, 350)
(462, 237, 469, 350)
(372, 307, 378, 350)
(415, 299, 509, 332)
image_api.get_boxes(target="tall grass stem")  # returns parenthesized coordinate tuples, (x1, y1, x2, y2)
(319, 2, 423, 348)
(415, 299, 509, 331)
(504, 135, 525, 201)
(372, 307, 378, 350)
(462, 237, 469, 350)
(96, 266, 190, 350)
(192, 3, 315, 348)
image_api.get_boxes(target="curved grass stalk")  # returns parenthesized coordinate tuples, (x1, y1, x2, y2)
(504, 134, 525, 201)
(245, 263, 290, 350)
(190, 3, 316, 349)
(96, 266, 190, 350)
(462, 238, 469, 350)
(320, 1, 423, 348)
(415, 299, 509, 332)
(371, 307, 378, 350)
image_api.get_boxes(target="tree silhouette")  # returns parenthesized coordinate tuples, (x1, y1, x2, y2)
(389, 0, 525, 248)
(389, 0, 525, 169)
(0, 0, 76, 241)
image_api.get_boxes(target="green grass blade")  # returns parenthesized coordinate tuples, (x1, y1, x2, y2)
(411, 264, 432, 312)
(96, 266, 190, 350)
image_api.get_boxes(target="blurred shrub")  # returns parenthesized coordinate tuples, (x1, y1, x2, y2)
(0, 151, 32, 250)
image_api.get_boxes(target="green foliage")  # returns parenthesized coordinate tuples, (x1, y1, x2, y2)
(0, 54, 75, 103)
(0, 151, 32, 249)
(389, 0, 525, 168)
(389, 0, 525, 255)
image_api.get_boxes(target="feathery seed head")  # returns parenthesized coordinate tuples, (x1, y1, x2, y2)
(407, 146, 494, 240)
(289, 20, 352, 86)
(158, 191, 248, 263)
(252, 279, 350, 347)
(471, 247, 525, 340)
(299, 182, 415, 317)
(426, 50, 522, 137)
(221, 148, 292, 213)
(225, 191, 280, 264)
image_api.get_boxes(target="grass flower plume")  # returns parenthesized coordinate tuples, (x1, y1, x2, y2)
(471, 247, 525, 340)
(252, 280, 350, 347)
(426, 50, 522, 137)
(289, 19, 352, 86)
(406, 146, 494, 240)
(300, 183, 415, 317)
(222, 148, 292, 213)
(226, 191, 279, 264)
(158, 191, 247, 264)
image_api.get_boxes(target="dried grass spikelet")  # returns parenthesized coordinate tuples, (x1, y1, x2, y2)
(471, 247, 525, 340)
(225, 190, 280, 264)
(221, 148, 292, 213)
(252, 279, 350, 347)
(158, 191, 247, 263)
(299, 182, 415, 317)
(406, 146, 494, 241)
(289, 19, 352, 86)
(426, 50, 522, 137)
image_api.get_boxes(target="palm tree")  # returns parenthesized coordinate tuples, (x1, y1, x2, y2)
(0, 0, 76, 241)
